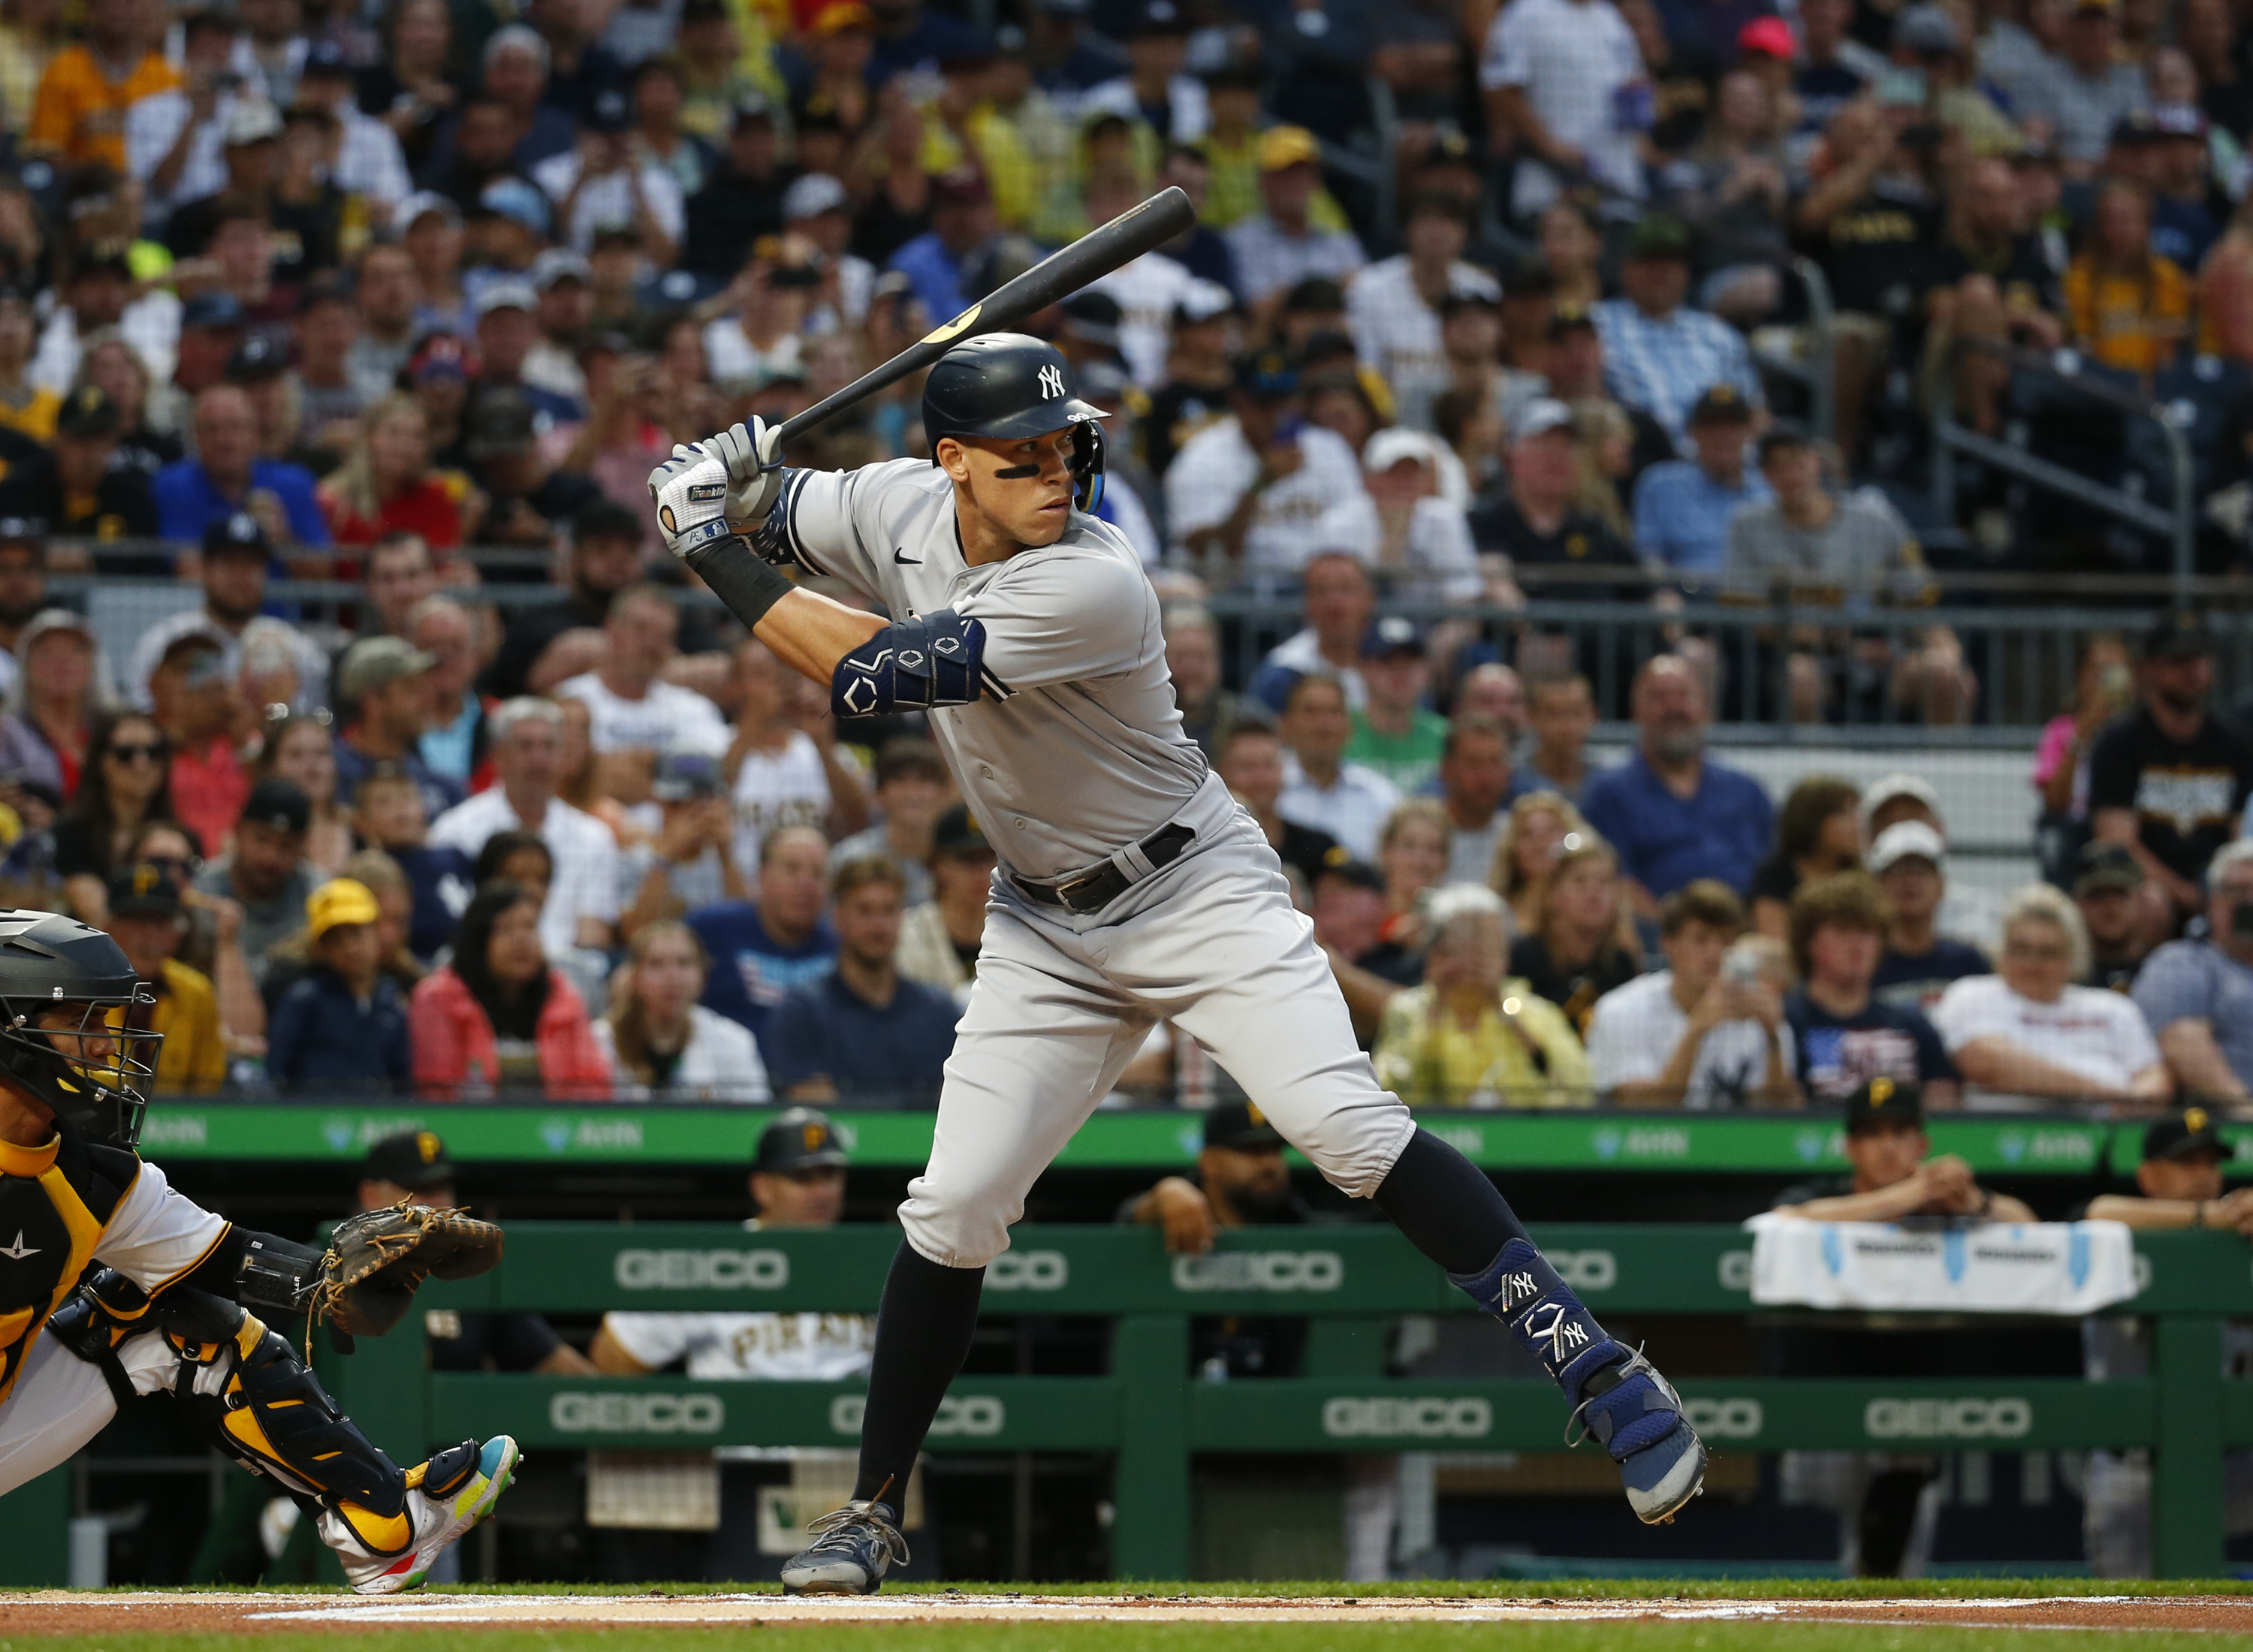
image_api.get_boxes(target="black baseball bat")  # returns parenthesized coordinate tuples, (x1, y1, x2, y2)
(774, 186, 1196, 445)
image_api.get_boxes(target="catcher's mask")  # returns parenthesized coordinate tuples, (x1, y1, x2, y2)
(0, 909, 159, 1148)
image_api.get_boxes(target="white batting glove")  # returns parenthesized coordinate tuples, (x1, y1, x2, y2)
(709, 418, 784, 530)
(647, 445, 736, 559)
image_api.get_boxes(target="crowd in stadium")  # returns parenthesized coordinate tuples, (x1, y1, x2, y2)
(0, 0, 2241, 1107)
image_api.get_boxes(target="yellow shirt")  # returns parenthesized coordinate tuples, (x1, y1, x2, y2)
(1373, 980, 1591, 1109)
(28, 44, 180, 170)
(0, 385, 59, 443)
(149, 958, 227, 1094)
(2064, 254, 2194, 378)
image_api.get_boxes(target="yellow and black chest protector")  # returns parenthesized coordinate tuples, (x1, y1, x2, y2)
(0, 1122, 135, 1407)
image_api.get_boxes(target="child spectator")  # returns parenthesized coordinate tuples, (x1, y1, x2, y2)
(409, 878, 613, 1099)
(597, 920, 770, 1102)
(1784, 872, 1960, 1106)
(1748, 776, 1863, 940)
(267, 877, 414, 1090)
(1509, 834, 1642, 1034)
(828, 737, 949, 909)
(897, 804, 995, 1003)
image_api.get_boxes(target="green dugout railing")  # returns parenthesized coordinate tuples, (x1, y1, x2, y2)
(129, 1101, 2250, 1177)
(310, 1222, 2253, 1579)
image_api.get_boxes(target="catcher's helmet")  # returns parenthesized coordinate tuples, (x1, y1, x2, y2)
(0, 909, 158, 1148)
(921, 333, 1108, 512)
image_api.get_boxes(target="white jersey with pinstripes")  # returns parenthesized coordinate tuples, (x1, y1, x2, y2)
(754, 457, 1208, 882)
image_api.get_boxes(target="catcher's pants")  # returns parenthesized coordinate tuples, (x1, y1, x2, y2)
(0, 1329, 179, 1494)
(900, 776, 1418, 1268)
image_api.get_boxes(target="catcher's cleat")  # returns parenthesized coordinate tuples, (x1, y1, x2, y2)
(1567, 1349, 1708, 1525)
(324, 1436, 521, 1596)
(780, 1497, 909, 1596)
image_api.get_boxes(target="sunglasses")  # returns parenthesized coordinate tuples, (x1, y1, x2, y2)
(107, 742, 167, 764)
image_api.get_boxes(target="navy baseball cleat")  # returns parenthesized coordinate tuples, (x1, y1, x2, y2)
(1568, 1348, 1708, 1524)
(780, 1498, 910, 1595)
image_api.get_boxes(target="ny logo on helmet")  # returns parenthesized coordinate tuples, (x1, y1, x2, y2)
(1038, 365, 1064, 399)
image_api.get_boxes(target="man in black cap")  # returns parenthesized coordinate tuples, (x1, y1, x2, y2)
(0, 386, 159, 552)
(2089, 613, 2253, 942)
(127, 511, 329, 715)
(1771, 1078, 2034, 1224)
(682, 95, 795, 283)
(456, 387, 605, 553)
(2086, 1108, 2251, 1232)
(101, 861, 228, 1093)
(484, 499, 649, 700)
(2074, 843, 2151, 990)
(1593, 215, 1763, 445)
(192, 776, 320, 984)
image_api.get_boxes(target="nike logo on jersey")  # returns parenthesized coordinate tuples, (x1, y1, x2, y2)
(0, 1230, 39, 1260)
(894, 547, 921, 565)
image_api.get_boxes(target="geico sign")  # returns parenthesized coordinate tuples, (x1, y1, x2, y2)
(830, 1394, 1005, 1438)
(1546, 1250, 1616, 1292)
(549, 1392, 725, 1434)
(1684, 1397, 1763, 1439)
(1864, 1397, 2032, 1439)
(986, 1250, 1069, 1291)
(1171, 1251, 1343, 1292)
(1322, 1397, 1492, 1439)
(612, 1248, 789, 1291)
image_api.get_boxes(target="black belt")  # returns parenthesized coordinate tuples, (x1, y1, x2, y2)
(1015, 822, 1196, 915)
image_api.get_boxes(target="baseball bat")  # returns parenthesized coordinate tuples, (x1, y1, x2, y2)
(774, 185, 1196, 445)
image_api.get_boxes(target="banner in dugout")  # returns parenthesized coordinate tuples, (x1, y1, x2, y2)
(1743, 1214, 2137, 1314)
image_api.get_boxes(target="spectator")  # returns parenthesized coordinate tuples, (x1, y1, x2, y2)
(1933, 882, 2168, 1109)
(333, 635, 460, 825)
(153, 384, 331, 552)
(897, 804, 994, 1001)
(2133, 840, 2253, 1103)
(193, 776, 318, 985)
(1478, 0, 1645, 220)
(28, 0, 179, 170)
(689, 822, 839, 1048)
(1167, 351, 1377, 574)
(146, 633, 246, 859)
(288, 278, 370, 460)
(2033, 633, 2133, 863)
(1770, 1077, 2034, 1222)
(2016, 0, 2149, 170)
(618, 749, 743, 940)
(128, 513, 328, 716)
(1470, 397, 1639, 592)
(410, 877, 613, 1099)
(555, 583, 730, 770)
(255, 710, 351, 876)
(1583, 654, 1773, 912)
(764, 857, 958, 1106)
(2074, 843, 2150, 990)
(412, 595, 489, 788)
(347, 245, 422, 401)
(102, 861, 226, 1093)
(728, 636, 869, 873)
(680, 94, 789, 282)
(1587, 880, 1796, 1108)
(485, 505, 656, 701)
(1487, 788, 1579, 936)
(0, 384, 160, 543)
(1374, 797, 1451, 949)
(1347, 194, 1498, 426)
(318, 394, 467, 552)
(1163, 605, 1244, 757)
(1521, 673, 1598, 806)
(1436, 715, 1517, 886)
(266, 876, 413, 1090)
(829, 738, 948, 909)
(0, 609, 101, 806)
(1276, 672, 1401, 862)
(56, 710, 180, 925)
(430, 697, 621, 956)
(1361, 428, 1483, 603)
(1343, 619, 1446, 793)
(359, 533, 442, 642)
(2091, 614, 2253, 944)
(1247, 552, 1374, 715)
(1225, 126, 1365, 312)
(1510, 834, 1642, 1034)
(1216, 716, 1338, 891)
(352, 760, 475, 963)
(886, 168, 997, 327)
(1593, 217, 1763, 445)
(1373, 882, 1590, 1108)
(1630, 384, 1769, 577)
(597, 920, 770, 1101)
(1784, 871, 1960, 1105)
(1857, 773, 2004, 954)
(1868, 821, 1991, 1012)
(1749, 775, 1862, 939)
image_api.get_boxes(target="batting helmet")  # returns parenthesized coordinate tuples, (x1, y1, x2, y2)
(921, 333, 1108, 512)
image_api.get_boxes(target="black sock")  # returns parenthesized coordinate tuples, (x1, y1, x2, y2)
(1372, 1127, 1531, 1274)
(851, 1240, 986, 1509)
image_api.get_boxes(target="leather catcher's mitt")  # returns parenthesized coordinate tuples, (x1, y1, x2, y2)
(314, 1202, 505, 1338)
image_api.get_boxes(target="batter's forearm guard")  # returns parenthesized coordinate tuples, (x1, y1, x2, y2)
(831, 610, 988, 718)
(686, 532, 798, 632)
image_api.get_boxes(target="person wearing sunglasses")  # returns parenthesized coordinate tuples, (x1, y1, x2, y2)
(56, 711, 183, 928)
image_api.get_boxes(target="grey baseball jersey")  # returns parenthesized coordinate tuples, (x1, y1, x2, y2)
(757, 460, 1207, 880)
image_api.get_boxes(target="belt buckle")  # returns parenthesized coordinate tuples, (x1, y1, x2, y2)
(1055, 868, 1108, 913)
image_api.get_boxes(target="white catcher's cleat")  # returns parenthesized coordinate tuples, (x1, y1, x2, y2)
(321, 1435, 520, 1595)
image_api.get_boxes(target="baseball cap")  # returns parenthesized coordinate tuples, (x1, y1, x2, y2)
(474, 279, 538, 318)
(1893, 2, 1959, 53)
(203, 511, 269, 560)
(105, 861, 182, 920)
(180, 290, 246, 331)
(1843, 1075, 1924, 1135)
(15, 610, 93, 662)
(1757, 418, 1813, 461)
(529, 248, 592, 291)
(2143, 1106, 2231, 1163)
(1205, 1099, 1286, 1152)
(1867, 819, 1947, 874)
(2074, 841, 2144, 895)
(1688, 383, 1756, 426)
(307, 876, 382, 941)
(1739, 15, 1796, 55)
(1361, 615, 1425, 659)
(732, 91, 777, 125)
(1547, 300, 1597, 338)
(2145, 609, 2214, 660)
(301, 38, 352, 77)
(809, 0, 871, 29)
(223, 98, 283, 146)
(466, 388, 539, 457)
(1514, 396, 1576, 439)
(338, 635, 437, 702)
(243, 776, 312, 835)
(783, 172, 851, 221)
(55, 384, 118, 439)
(756, 1106, 850, 1172)
(407, 332, 472, 383)
(226, 330, 287, 381)
(1313, 856, 1384, 894)
(932, 803, 991, 860)
(1133, 0, 1190, 32)
(933, 167, 990, 205)
(398, 191, 462, 231)
(1624, 214, 1694, 261)
(1233, 348, 1298, 399)
(1859, 771, 1941, 832)
(479, 179, 550, 238)
(1258, 125, 1321, 172)
(366, 1128, 456, 1190)
(652, 749, 724, 802)
(2152, 102, 2209, 139)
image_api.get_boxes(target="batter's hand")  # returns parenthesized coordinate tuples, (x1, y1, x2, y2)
(647, 445, 734, 559)
(710, 418, 785, 530)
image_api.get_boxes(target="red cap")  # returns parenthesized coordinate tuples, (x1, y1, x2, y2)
(1739, 17, 1796, 56)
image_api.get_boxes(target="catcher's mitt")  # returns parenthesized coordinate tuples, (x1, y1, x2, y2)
(313, 1202, 505, 1338)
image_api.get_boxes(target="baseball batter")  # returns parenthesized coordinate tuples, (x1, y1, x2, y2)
(647, 333, 1706, 1595)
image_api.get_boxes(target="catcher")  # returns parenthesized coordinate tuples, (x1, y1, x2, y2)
(0, 909, 515, 1593)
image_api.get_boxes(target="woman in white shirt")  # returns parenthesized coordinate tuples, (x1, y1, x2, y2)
(599, 921, 771, 1102)
(1932, 884, 2171, 1110)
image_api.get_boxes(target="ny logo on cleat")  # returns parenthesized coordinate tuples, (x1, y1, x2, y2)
(1524, 1302, 1590, 1364)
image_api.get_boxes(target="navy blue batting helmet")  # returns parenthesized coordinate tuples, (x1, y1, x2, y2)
(921, 332, 1108, 511)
